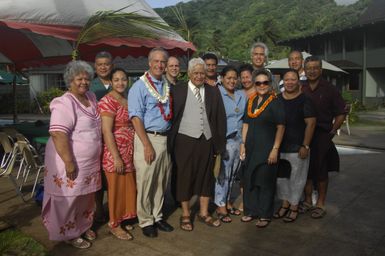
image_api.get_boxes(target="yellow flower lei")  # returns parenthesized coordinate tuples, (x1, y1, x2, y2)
(247, 92, 276, 118)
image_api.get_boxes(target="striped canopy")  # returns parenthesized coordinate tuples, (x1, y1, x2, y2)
(0, 0, 195, 70)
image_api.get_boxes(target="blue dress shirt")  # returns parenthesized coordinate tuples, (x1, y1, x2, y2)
(219, 85, 246, 137)
(128, 73, 171, 132)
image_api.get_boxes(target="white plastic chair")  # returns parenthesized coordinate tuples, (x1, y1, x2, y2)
(0, 143, 27, 202)
(19, 142, 44, 198)
(0, 132, 14, 172)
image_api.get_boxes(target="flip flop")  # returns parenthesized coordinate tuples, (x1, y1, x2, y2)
(216, 212, 232, 223)
(256, 218, 271, 228)
(227, 207, 241, 216)
(240, 215, 254, 222)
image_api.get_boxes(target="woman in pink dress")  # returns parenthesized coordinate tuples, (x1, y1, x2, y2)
(99, 68, 136, 240)
(42, 60, 102, 249)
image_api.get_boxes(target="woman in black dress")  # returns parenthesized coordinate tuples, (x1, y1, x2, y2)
(240, 69, 285, 228)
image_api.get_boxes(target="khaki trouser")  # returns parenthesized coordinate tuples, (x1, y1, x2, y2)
(134, 133, 171, 228)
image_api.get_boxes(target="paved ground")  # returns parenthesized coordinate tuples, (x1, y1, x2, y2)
(1, 113, 385, 256)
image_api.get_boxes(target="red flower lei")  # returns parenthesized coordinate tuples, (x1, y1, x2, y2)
(145, 73, 173, 121)
(247, 92, 276, 118)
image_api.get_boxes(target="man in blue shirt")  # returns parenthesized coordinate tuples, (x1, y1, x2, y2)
(128, 47, 174, 238)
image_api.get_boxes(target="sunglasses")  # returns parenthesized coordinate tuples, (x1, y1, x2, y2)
(255, 80, 270, 86)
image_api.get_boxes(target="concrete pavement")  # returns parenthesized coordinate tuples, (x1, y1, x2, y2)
(1, 116, 385, 255)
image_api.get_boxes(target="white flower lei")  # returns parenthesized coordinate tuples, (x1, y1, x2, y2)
(140, 72, 170, 104)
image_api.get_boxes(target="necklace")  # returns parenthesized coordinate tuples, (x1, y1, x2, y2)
(141, 72, 173, 121)
(247, 92, 276, 118)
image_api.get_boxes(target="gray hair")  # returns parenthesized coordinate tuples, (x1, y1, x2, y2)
(63, 60, 94, 87)
(188, 58, 207, 74)
(95, 51, 112, 61)
(250, 42, 269, 59)
(148, 47, 169, 62)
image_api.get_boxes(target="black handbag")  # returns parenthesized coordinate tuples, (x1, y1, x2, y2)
(277, 159, 292, 178)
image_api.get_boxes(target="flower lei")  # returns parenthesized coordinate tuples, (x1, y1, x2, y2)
(247, 92, 276, 118)
(141, 72, 173, 121)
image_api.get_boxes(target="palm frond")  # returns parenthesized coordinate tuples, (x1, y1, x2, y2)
(73, 5, 173, 59)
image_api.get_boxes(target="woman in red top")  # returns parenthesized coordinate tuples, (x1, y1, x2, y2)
(99, 68, 136, 240)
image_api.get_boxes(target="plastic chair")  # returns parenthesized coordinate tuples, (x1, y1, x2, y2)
(14, 133, 40, 180)
(0, 143, 27, 202)
(20, 144, 44, 198)
(0, 132, 14, 172)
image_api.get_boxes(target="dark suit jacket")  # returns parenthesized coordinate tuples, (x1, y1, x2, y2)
(167, 81, 226, 155)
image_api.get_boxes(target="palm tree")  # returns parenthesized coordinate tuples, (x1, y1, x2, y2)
(72, 5, 173, 60)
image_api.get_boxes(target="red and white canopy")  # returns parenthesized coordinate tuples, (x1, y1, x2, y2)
(0, 0, 195, 69)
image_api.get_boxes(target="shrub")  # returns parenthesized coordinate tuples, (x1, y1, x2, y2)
(34, 87, 65, 114)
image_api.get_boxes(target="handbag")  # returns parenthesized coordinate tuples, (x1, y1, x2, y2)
(277, 159, 291, 178)
(213, 154, 221, 178)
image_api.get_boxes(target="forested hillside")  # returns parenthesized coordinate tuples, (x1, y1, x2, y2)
(156, 0, 370, 61)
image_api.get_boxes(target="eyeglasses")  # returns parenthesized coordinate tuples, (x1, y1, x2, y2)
(255, 80, 270, 86)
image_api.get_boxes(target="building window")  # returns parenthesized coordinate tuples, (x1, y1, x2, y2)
(330, 36, 342, 54)
(309, 38, 324, 55)
(45, 74, 65, 90)
(348, 72, 360, 91)
(366, 25, 385, 49)
(345, 32, 363, 52)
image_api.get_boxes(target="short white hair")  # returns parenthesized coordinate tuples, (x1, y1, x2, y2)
(188, 58, 207, 74)
(250, 42, 269, 59)
(63, 60, 94, 87)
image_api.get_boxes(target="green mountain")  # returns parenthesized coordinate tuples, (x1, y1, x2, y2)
(156, 0, 371, 61)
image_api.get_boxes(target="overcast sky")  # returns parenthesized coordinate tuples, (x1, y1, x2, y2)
(146, 0, 190, 8)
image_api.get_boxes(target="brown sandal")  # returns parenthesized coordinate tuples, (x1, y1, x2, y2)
(311, 207, 326, 219)
(256, 218, 271, 228)
(197, 215, 221, 227)
(180, 216, 193, 231)
(273, 206, 289, 219)
(109, 226, 133, 240)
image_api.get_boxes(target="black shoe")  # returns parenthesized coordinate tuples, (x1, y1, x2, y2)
(155, 220, 174, 232)
(142, 225, 158, 238)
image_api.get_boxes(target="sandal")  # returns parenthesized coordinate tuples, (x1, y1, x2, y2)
(197, 215, 221, 227)
(240, 215, 254, 222)
(180, 216, 193, 232)
(109, 226, 133, 240)
(216, 212, 232, 223)
(311, 207, 326, 219)
(256, 218, 271, 228)
(65, 237, 91, 249)
(83, 229, 96, 241)
(283, 209, 298, 223)
(124, 224, 134, 231)
(273, 206, 289, 219)
(299, 201, 313, 214)
(227, 207, 241, 216)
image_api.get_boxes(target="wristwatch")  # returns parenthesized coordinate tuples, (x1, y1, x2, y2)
(302, 145, 310, 150)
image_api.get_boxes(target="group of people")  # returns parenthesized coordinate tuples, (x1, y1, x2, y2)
(41, 42, 347, 249)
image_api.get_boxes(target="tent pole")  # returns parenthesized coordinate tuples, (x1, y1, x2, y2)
(12, 64, 18, 124)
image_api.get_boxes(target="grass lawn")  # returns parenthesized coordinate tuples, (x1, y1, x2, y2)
(0, 228, 49, 256)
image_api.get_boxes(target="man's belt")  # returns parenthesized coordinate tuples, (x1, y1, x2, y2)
(226, 131, 238, 140)
(146, 130, 168, 136)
